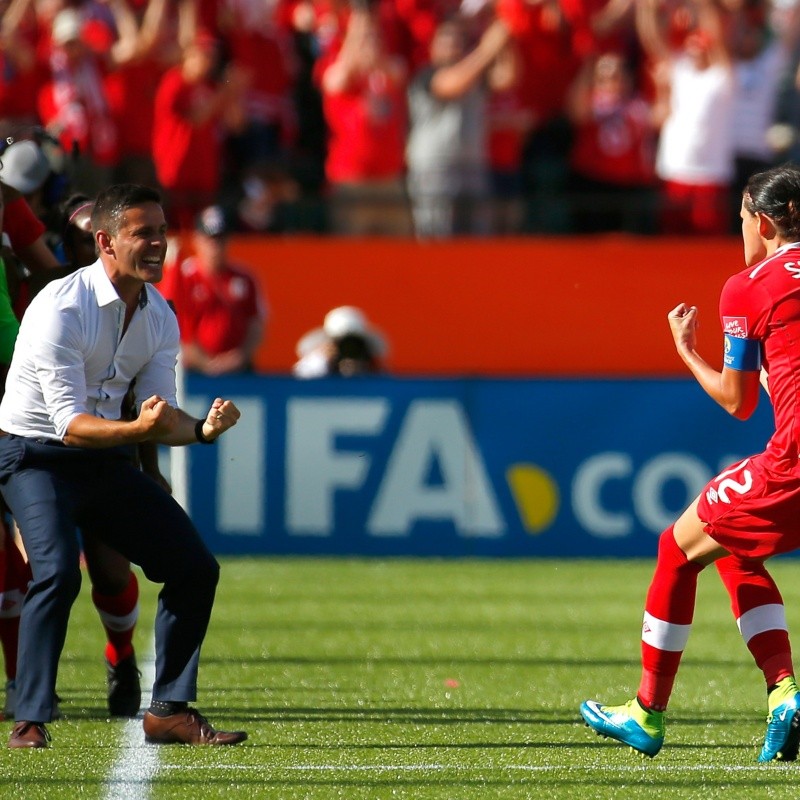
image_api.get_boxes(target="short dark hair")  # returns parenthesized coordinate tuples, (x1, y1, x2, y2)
(743, 163, 800, 241)
(91, 184, 162, 237)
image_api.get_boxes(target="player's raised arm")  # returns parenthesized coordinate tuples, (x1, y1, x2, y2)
(667, 302, 761, 419)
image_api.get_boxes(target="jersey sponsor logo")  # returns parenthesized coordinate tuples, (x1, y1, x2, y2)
(723, 316, 748, 337)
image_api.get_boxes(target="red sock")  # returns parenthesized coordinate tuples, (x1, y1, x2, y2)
(0, 524, 31, 682)
(92, 572, 139, 666)
(716, 554, 793, 688)
(638, 526, 705, 711)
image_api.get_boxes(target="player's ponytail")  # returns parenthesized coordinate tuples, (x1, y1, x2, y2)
(744, 163, 800, 241)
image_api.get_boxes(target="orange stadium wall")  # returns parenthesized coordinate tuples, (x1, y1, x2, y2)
(222, 236, 744, 377)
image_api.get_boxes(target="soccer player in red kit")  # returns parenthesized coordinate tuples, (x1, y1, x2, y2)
(581, 163, 800, 761)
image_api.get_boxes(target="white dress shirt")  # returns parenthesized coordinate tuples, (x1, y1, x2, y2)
(0, 260, 180, 441)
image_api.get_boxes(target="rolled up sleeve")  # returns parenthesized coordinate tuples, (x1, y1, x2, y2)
(34, 310, 90, 439)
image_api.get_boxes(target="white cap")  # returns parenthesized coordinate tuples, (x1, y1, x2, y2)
(0, 140, 51, 194)
(323, 306, 368, 338)
(323, 306, 386, 355)
(296, 306, 387, 359)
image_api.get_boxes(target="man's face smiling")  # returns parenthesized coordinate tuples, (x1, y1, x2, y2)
(108, 201, 168, 286)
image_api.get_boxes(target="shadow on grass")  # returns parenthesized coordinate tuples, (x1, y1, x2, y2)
(192, 654, 756, 669)
(262, 739, 751, 752)
(230, 706, 577, 725)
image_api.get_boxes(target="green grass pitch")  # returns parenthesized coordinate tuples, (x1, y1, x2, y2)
(3, 556, 800, 798)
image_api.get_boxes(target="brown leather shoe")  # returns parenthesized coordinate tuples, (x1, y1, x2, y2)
(8, 721, 50, 749)
(143, 708, 247, 745)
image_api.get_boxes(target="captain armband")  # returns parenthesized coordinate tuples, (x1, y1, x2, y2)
(723, 334, 762, 371)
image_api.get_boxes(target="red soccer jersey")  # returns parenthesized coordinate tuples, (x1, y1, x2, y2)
(719, 241, 800, 469)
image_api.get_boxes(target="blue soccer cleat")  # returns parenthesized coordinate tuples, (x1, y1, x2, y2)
(758, 677, 800, 762)
(580, 698, 665, 757)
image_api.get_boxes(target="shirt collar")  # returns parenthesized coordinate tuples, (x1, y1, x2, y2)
(88, 259, 149, 310)
(775, 241, 800, 256)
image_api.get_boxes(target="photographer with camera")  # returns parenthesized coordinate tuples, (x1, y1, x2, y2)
(293, 305, 387, 378)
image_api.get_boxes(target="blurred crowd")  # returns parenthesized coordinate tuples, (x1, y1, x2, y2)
(2, 0, 800, 237)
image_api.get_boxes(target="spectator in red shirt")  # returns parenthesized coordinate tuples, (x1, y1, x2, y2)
(104, 0, 184, 187)
(218, 0, 297, 176)
(36, 7, 119, 195)
(496, 0, 582, 233)
(151, 32, 248, 230)
(0, 0, 45, 141)
(565, 51, 660, 233)
(0, 142, 63, 315)
(317, 5, 412, 235)
(486, 83, 533, 235)
(209, 0, 302, 231)
(160, 205, 267, 375)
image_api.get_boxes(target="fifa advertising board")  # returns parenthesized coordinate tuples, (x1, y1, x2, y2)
(183, 374, 774, 557)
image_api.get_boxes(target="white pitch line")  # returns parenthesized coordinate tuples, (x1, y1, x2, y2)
(104, 638, 158, 800)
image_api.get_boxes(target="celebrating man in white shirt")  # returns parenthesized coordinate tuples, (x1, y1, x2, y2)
(0, 183, 247, 749)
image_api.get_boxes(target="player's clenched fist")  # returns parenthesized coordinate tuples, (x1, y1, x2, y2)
(667, 303, 699, 355)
